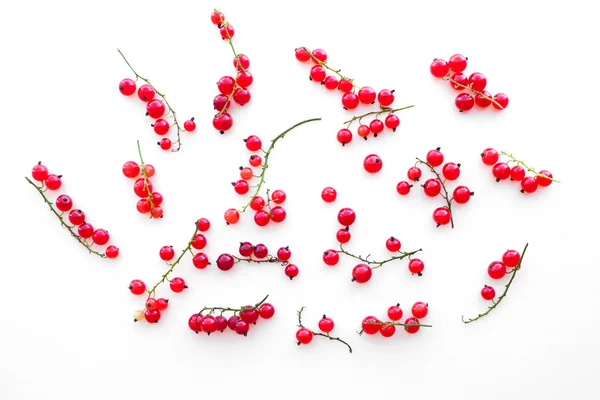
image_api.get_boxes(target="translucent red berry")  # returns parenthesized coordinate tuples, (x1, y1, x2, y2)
(159, 246, 175, 261)
(377, 89, 395, 106)
(536, 170, 553, 187)
(244, 135, 262, 151)
(502, 250, 521, 268)
(119, 78, 136, 96)
(338, 79, 353, 93)
(254, 210, 270, 226)
(396, 181, 412, 195)
(68, 209, 85, 225)
(323, 250, 339, 266)
(169, 277, 186, 292)
(380, 324, 396, 338)
(411, 302, 428, 319)
(386, 237, 401, 252)
(146, 99, 166, 119)
(362, 316, 380, 335)
(270, 206, 286, 223)
(321, 187, 337, 202)
(277, 247, 292, 261)
(210, 11, 224, 25)
(387, 305, 403, 321)
(475, 91, 492, 108)
(224, 208, 240, 225)
(192, 252, 210, 269)
(240, 307, 259, 324)
(358, 86, 376, 104)
(158, 138, 172, 151)
(213, 113, 234, 134)
(129, 279, 146, 295)
(249, 155, 262, 167)
(271, 190, 286, 204)
(488, 261, 507, 279)
(233, 180, 249, 195)
(363, 154, 383, 173)
(450, 73, 468, 90)
(407, 167, 422, 181)
(481, 285, 496, 300)
(233, 88, 251, 106)
(493, 93, 509, 110)
(32, 163, 49, 181)
(318, 317, 335, 333)
(253, 244, 268, 259)
(492, 162, 511, 181)
(452, 186, 473, 204)
(352, 264, 372, 283)
(310, 65, 326, 82)
(233, 54, 250, 70)
(237, 71, 253, 88)
(520, 177, 538, 193)
(426, 148, 444, 167)
(369, 119, 384, 136)
(384, 114, 400, 131)
(455, 93, 474, 111)
(259, 303, 275, 319)
(295, 47, 310, 62)
(45, 174, 62, 190)
(184, 118, 196, 132)
(423, 179, 441, 197)
(433, 207, 451, 226)
(337, 208, 356, 226)
(510, 166, 526, 181)
(78, 223, 94, 239)
(323, 76, 339, 90)
(105, 245, 119, 259)
(448, 54, 468, 72)
(336, 228, 351, 244)
(137, 84, 155, 102)
(56, 195, 73, 212)
(442, 162, 460, 180)
(250, 196, 265, 211)
(296, 328, 313, 344)
(430, 59, 449, 78)
(404, 317, 420, 334)
(337, 128, 353, 145)
(144, 309, 161, 323)
(481, 148, 499, 166)
(468, 72, 487, 92)
(285, 264, 299, 279)
(408, 258, 424, 275)
(219, 24, 234, 40)
(92, 229, 109, 245)
(213, 94, 229, 112)
(216, 253, 235, 271)
(341, 92, 359, 110)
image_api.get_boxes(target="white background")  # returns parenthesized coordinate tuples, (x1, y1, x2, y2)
(1, 0, 599, 399)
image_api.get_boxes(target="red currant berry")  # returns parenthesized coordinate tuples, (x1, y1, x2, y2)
(240, 307, 260, 324)
(233, 88, 251, 106)
(481, 148, 499, 166)
(250, 196, 265, 211)
(277, 246, 292, 261)
(363, 154, 383, 173)
(32, 163, 49, 181)
(201, 316, 217, 334)
(481, 285, 496, 300)
(377, 89, 395, 106)
(453, 186, 473, 204)
(448, 54, 468, 72)
(56, 195, 73, 212)
(450, 73, 468, 90)
(237, 71, 253, 88)
(362, 316, 380, 335)
(254, 210, 270, 226)
(536, 170, 553, 187)
(78, 223, 94, 238)
(341, 92, 359, 110)
(455, 93, 474, 111)
(213, 94, 229, 112)
(217, 76, 236, 95)
(492, 93, 509, 110)
(411, 302, 428, 319)
(433, 207, 451, 226)
(242, 135, 262, 153)
(338, 79, 353, 93)
(133, 178, 153, 198)
(312, 48, 327, 63)
(295, 47, 310, 62)
(219, 24, 234, 40)
(158, 138, 172, 151)
(384, 114, 400, 131)
(159, 246, 175, 261)
(240, 167, 253, 181)
(224, 208, 240, 225)
(396, 181, 412, 195)
(68, 209, 85, 225)
(358, 86, 376, 104)
(426, 148, 444, 167)
(145, 298, 158, 311)
(153, 298, 168, 311)
(184, 118, 196, 132)
(510, 166, 526, 181)
(521, 177, 538, 193)
(352, 264, 372, 283)
(227, 315, 240, 331)
(270, 206, 287, 223)
(119, 78, 136, 96)
(259, 303, 275, 319)
(488, 261, 506, 279)
(151, 206, 163, 219)
(321, 187, 337, 203)
(254, 244, 268, 259)
(192, 252, 210, 269)
(423, 179, 441, 197)
(336, 228, 351, 244)
(323, 250, 339, 266)
(323, 76, 339, 90)
(196, 218, 210, 232)
(233, 54, 250, 70)
(492, 162, 511, 181)
(45, 174, 62, 190)
(233, 180, 249, 195)
(235, 320, 250, 336)
(430, 59, 449, 78)
(92, 229, 109, 245)
(309, 65, 326, 82)
(502, 250, 521, 268)
(369, 119, 384, 136)
(318, 316, 335, 333)
(284, 264, 299, 279)
(337, 128, 352, 146)
(129, 279, 146, 295)
(442, 162, 461, 180)
(217, 253, 235, 271)
(468, 72, 487, 92)
(475, 91, 492, 108)
(144, 165, 155, 178)
(191, 234, 207, 250)
(105, 245, 119, 259)
(408, 258, 424, 275)
(136, 199, 150, 214)
(296, 328, 313, 344)
(407, 167, 422, 181)
(380, 323, 396, 338)
(271, 190, 286, 204)
(404, 317, 420, 334)
(137, 84, 155, 102)
(144, 309, 161, 323)
(146, 99, 166, 119)
(169, 277, 186, 292)
(387, 305, 403, 321)
(214, 315, 228, 332)
(152, 119, 170, 135)
(210, 11, 224, 25)
(238, 241, 254, 257)
(249, 155, 262, 167)
(337, 207, 356, 226)
(357, 124, 370, 139)
(386, 237, 401, 252)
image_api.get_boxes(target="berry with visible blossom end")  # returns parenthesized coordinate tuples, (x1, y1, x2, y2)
(234, 320, 250, 336)
(408, 259, 424, 275)
(387, 305, 403, 321)
(503, 250, 521, 268)
(407, 167, 422, 181)
(310, 65, 326, 82)
(138, 84, 155, 102)
(448, 54, 468, 72)
(386, 237, 401, 252)
(78, 223, 94, 239)
(129, 279, 146, 295)
(151, 206, 163, 219)
(240, 167, 253, 180)
(249, 155, 262, 167)
(240, 307, 260, 324)
(312, 48, 327, 63)
(318, 316, 335, 333)
(239, 242, 253, 257)
(442, 162, 461, 180)
(184, 118, 196, 132)
(156, 298, 169, 311)
(192, 253, 210, 269)
(536, 170, 553, 187)
(169, 277, 187, 293)
(411, 302, 428, 319)
(214, 316, 228, 332)
(455, 93, 474, 111)
(364, 154, 383, 173)
(233, 88, 251, 106)
(352, 264, 372, 283)
(254, 244, 268, 259)
(259, 303, 275, 319)
(385, 114, 400, 131)
(145, 298, 158, 311)
(488, 261, 507, 279)
(362, 316, 380, 335)
(423, 178, 441, 197)
(119, 78, 136, 96)
(133, 310, 145, 322)
(321, 187, 337, 203)
(369, 119, 384, 136)
(380, 324, 396, 338)
(510, 166, 526, 181)
(285, 264, 299, 280)
(338, 79, 353, 93)
(189, 314, 203, 332)
(270, 206, 287, 223)
(341, 92, 359, 110)
(159, 245, 175, 261)
(213, 113, 234, 134)
(433, 207, 451, 226)
(144, 309, 161, 323)
(56, 195, 73, 212)
(296, 328, 313, 344)
(377, 89, 395, 106)
(68, 209, 86, 225)
(426, 148, 444, 167)
(323, 250, 339, 266)
(233, 54, 250, 70)
(481, 285, 496, 300)
(105, 245, 119, 259)
(32, 163, 49, 181)
(45, 174, 62, 190)
(158, 138, 172, 151)
(277, 247, 292, 261)
(337, 128, 352, 146)
(210, 10, 224, 25)
(492, 163, 511, 181)
(475, 91, 493, 108)
(452, 186, 473, 204)
(493, 93, 509, 110)
(217, 253, 235, 271)
(336, 228, 351, 244)
(430, 59, 449, 78)
(224, 208, 240, 225)
(295, 47, 310, 62)
(481, 148, 499, 166)
(357, 124, 370, 139)
(92, 229, 110, 245)
(520, 177, 538, 193)
(337, 208, 356, 226)
(404, 317, 421, 334)
(396, 181, 412, 196)
(233, 180, 249, 195)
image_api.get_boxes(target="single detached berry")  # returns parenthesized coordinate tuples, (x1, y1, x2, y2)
(159, 245, 175, 261)
(184, 118, 196, 132)
(481, 285, 496, 300)
(224, 208, 240, 225)
(396, 181, 412, 195)
(321, 187, 337, 203)
(337, 128, 352, 145)
(363, 154, 382, 173)
(488, 261, 507, 279)
(285, 264, 299, 280)
(407, 167, 422, 181)
(277, 247, 292, 261)
(337, 208, 356, 226)
(259, 303, 275, 319)
(352, 264, 372, 283)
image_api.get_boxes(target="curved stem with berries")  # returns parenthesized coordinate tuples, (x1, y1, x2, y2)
(237, 117, 321, 213)
(232, 254, 286, 265)
(117, 49, 185, 152)
(416, 157, 455, 228)
(462, 243, 529, 324)
(358, 320, 433, 335)
(198, 294, 269, 316)
(343, 105, 415, 128)
(339, 244, 422, 270)
(443, 76, 504, 109)
(136, 140, 156, 216)
(500, 152, 560, 183)
(25, 177, 107, 258)
(297, 307, 353, 353)
(301, 47, 355, 86)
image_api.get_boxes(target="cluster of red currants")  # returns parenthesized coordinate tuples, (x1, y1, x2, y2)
(122, 142, 164, 218)
(397, 147, 473, 228)
(28, 162, 119, 259)
(216, 243, 299, 280)
(360, 302, 432, 337)
(430, 54, 508, 112)
(295, 307, 352, 353)
(481, 148, 557, 194)
(211, 10, 253, 134)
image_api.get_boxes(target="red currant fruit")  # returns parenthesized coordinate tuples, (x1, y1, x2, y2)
(210, 11, 224, 25)
(137, 84, 155, 102)
(352, 264, 372, 283)
(56, 195, 73, 212)
(216, 253, 235, 271)
(234, 320, 250, 336)
(105, 245, 119, 259)
(380, 323, 396, 338)
(271, 190, 286, 204)
(481, 148, 499, 166)
(475, 91, 492, 108)
(384, 114, 400, 131)
(78, 223, 94, 238)
(233, 54, 250, 70)
(358, 86, 376, 104)
(119, 78, 136, 96)
(254, 244, 268, 259)
(237, 71, 253, 88)
(396, 181, 412, 195)
(159, 246, 175, 261)
(295, 47, 310, 62)
(277, 246, 292, 261)
(318, 316, 335, 333)
(502, 249, 521, 268)
(129, 279, 146, 295)
(386, 237, 401, 252)
(296, 328, 313, 344)
(145, 298, 158, 311)
(158, 138, 172, 150)
(411, 302, 428, 319)
(270, 206, 286, 223)
(341, 92, 359, 110)
(423, 179, 441, 197)
(192, 252, 210, 269)
(285, 264, 299, 279)
(133, 178, 153, 198)
(323, 250, 339, 266)
(369, 119, 384, 136)
(520, 177, 538, 193)
(144, 309, 161, 323)
(510, 166, 526, 181)
(217, 76, 235, 95)
(492, 162, 511, 181)
(377, 89, 395, 106)
(240, 307, 259, 324)
(362, 316, 380, 335)
(146, 99, 166, 119)
(226, 315, 239, 331)
(404, 317, 420, 334)
(244, 135, 262, 151)
(214, 315, 228, 332)
(224, 208, 240, 225)
(468, 72, 487, 92)
(481, 285, 496, 300)
(337, 128, 352, 146)
(249, 155, 262, 167)
(364, 154, 383, 174)
(201, 316, 217, 334)
(426, 148, 444, 167)
(488, 261, 506, 279)
(536, 170, 553, 187)
(452, 186, 473, 204)
(191, 234, 207, 250)
(233, 88, 251, 106)
(240, 167, 253, 181)
(32, 163, 49, 181)
(450, 73, 468, 90)
(219, 24, 234, 40)
(254, 210, 270, 226)
(492, 93, 509, 110)
(68, 209, 85, 225)
(323, 76, 339, 90)
(312, 48, 327, 63)
(455, 93, 474, 111)
(213, 94, 229, 111)
(433, 207, 451, 226)
(430, 59, 449, 78)
(151, 206, 163, 219)
(407, 167, 422, 181)
(321, 187, 337, 202)
(337, 208, 356, 226)
(387, 305, 403, 321)
(239, 241, 253, 257)
(92, 229, 109, 245)
(136, 199, 150, 214)
(448, 54, 468, 72)
(338, 79, 353, 93)
(45, 174, 62, 190)
(442, 162, 460, 180)
(169, 277, 186, 292)
(408, 258, 424, 275)
(309, 65, 326, 82)
(250, 196, 265, 211)
(336, 228, 351, 244)
(184, 118, 196, 132)
(152, 119, 169, 135)
(144, 165, 155, 178)
(197, 218, 210, 232)
(233, 180, 249, 194)
(259, 303, 275, 319)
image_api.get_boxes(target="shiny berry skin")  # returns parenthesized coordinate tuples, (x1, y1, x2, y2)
(105, 245, 119, 259)
(352, 264, 372, 283)
(216, 253, 235, 271)
(502, 250, 521, 268)
(250, 196, 265, 211)
(133, 178, 153, 198)
(468, 72, 487, 92)
(455, 93, 474, 111)
(448, 54, 468, 72)
(151, 206, 163, 219)
(520, 177, 538, 193)
(492, 93, 509, 110)
(488, 261, 507, 279)
(337, 208, 356, 226)
(169, 277, 186, 292)
(217, 76, 235, 95)
(259, 303, 275, 319)
(433, 207, 451, 226)
(253, 244, 268, 259)
(341, 92, 359, 110)
(237, 71, 253, 88)
(321, 187, 337, 203)
(137, 84, 155, 102)
(492, 162, 511, 181)
(211, 11, 224, 25)
(377, 89, 395, 106)
(536, 170, 553, 187)
(144, 165, 155, 178)
(191, 234, 207, 250)
(336, 228, 351, 244)
(219, 24, 234, 40)
(119, 78, 136, 95)
(338, 79, 353, 93)
(337, 128, 352, 145)
(45, 174, 62, 190)
(475, 91, 492, 108)
(224, 208, 240, 224)
(249, 155, 262, 167)
(364, 154, 383, 173)
(277, 247, 292, 261)
(158, 138, 172, 150)
(233, 180, 249, 195)
(481, 148, 499, 166)
(244, 135, 262, 152)
(159, 246, 175, 261)
(32, 163, 49, 181)
(270, 206, 287, 223)
(450, 73, 468, 90)
(408, 258, 424, 275)
(136, 199, 150, 214)
(129, 279, 146, 295)
(358, 86, 376, 104)
(213, 113, 233, 133)
(197, 218, 210, 232)
(369, 119, 384, 135)
(380, 324, 396, 338)
(426, 149, 444, 167)
(396, 181, 412, 195)
(510, 166, 526, 181)
(56, 195, 73, 212)
(318, 317, 334, 333)
(201, 316, 217, 334)
(234, 54, 250, 70)
(238, 241, 253, 257)
(78, 223, 94, 239)
(442, 162, 460, 180)
(411, 302, 428, 319)
(227, 315, 240, 331)
(68, 209, 85, 225)
(192, 253, 210, 269)
(386, 237, 401, 252)
(146, 99, 166, 119)
(387, 305, 403, 321)
(233, 88, 251, 106)
(407, 167, 422, 181)
(423, 179, 441, 197)
(240, 307, 260, 324)
(404, 317, 420, 334)
(144, 309, 161, 323)
(453, 186, 473, 204)
(240, 167, 253, 180)
(295, 47, 310, 62)
(284, 264, 299, 279)
(323, 76, 339, 90)
(309, 65, 326, 82)
(271, 190, 286, 204)
(323, 250, 339, 266)
(481, 285, 496, 300)
(214, 316, 228, 332)
(92, 229, 110, 245)
(254, 210, 270, 226)
(152, 119, 170, 135)
(145, 298, 158, 312)
(234, 320, 250, 336)
(430, 59, 449, 78)
(296, 328, 313, 344)
(213, 94, 229, 111)
(184, 118, 196, 132)
(362, 316, 380, 335)
(312, 48, 327, 63)
(188, 314, 203, 332)
(384, 114, 400, 131)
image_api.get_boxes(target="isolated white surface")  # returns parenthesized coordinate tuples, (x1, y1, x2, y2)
(1, 0, 599, 399)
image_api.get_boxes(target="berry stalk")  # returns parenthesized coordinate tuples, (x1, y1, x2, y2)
(443, 76, 504, 109)
(117, 49, 184, 151)
(415, 157, 454, 228)
(198, 294, 269, 316)
(25, 177, 106, 258)
(232, 254, 285, 265)
(358, 320, 433, 335)
(297, 307, 353, 353)
(339, 244, 422, 270)
(462, 243, 529, 324)
(343, 105, 415, 128)
(237, 117, 321, 213)
(500, 152, 560, 183)
(136, 140, 156, 216)
(301, 47, 355, 86)
(216, 10, 247, 74)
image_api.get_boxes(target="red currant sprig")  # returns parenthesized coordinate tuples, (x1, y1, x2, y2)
(338, 104, 415, 145)
(122, 141, 164, 218)
(118, 49, 194, 152)
(216, 244, 298, 280)
(359, 302, 432, 337)
(462, 243, 529, 324)
(224, 118, 321, 225)
(189, 294, 272, 336)
(296, 307, 352, 353)
(26, 163, 117, 259)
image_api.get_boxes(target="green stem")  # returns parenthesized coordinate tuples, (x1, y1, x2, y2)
(198, 294, 269, 315)
(462, 243, 529, 324)
(500, 152, 560, 183)
(232, 254, 285, 265)
(237, 117, 321, 213)
(358, 320, 433, 335)
(415, 157, 454, 228)
(301, 47, 359, 89)
(25, 176, 106, 258)
(136, 140, 155, 217)
(338, 244, 422, 270)
(297, 307, 352, 353)
(343, 105, 415, 128)
(444, 76, 504, 109)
